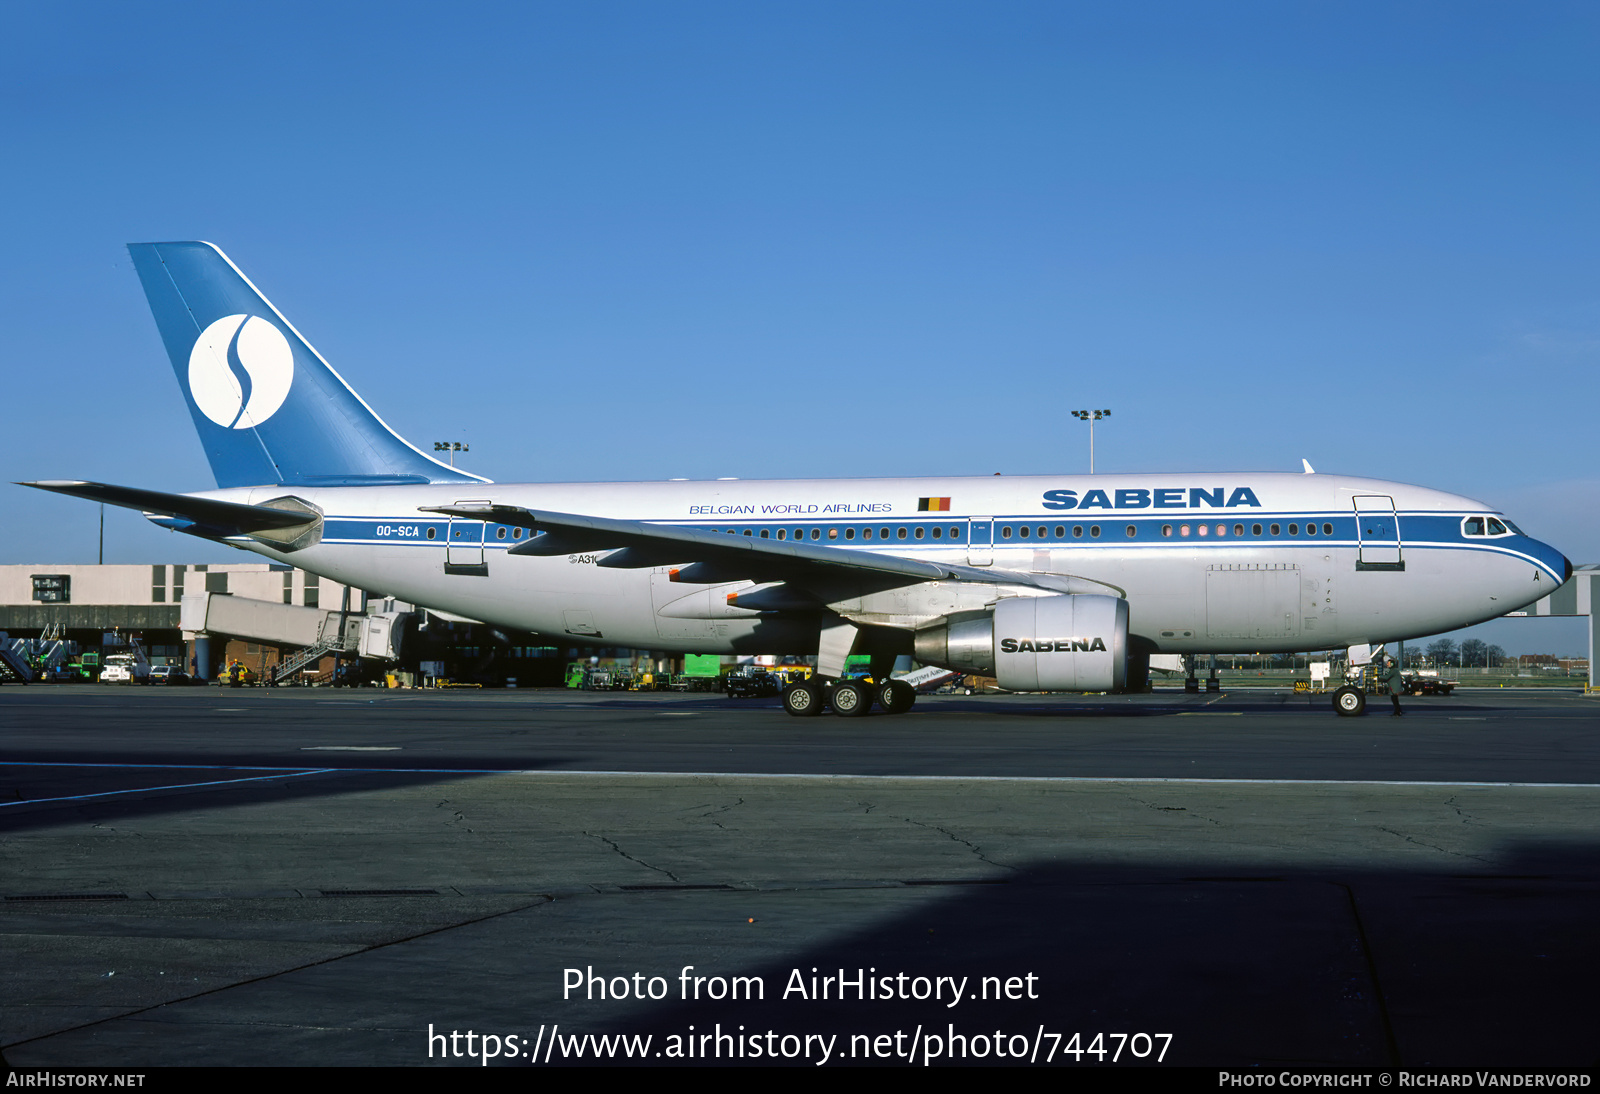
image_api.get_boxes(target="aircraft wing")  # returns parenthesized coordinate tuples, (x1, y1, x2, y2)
(421, 503, 1120, 596)
(19, 480, 316, 537)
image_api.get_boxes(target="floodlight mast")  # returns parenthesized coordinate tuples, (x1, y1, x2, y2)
(1070, 409, 1111, 473)
(433, 441, 470, 469)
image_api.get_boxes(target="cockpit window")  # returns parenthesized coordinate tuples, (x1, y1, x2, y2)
(1464, 516, 1517, 538)
(1503, 519, 1523, 535)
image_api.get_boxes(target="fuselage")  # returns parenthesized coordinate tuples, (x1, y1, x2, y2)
(190, 471, 1569, 657)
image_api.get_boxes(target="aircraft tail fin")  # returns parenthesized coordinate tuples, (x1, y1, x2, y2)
(127, 242, 488, 490)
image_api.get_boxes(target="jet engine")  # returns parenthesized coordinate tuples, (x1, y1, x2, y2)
(912, 594, 1129, 693)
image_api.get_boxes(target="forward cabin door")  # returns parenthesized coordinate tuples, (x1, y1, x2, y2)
(1353, 495, 1404, 571)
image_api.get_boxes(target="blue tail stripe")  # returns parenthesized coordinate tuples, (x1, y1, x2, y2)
(128, 242, 488, 490)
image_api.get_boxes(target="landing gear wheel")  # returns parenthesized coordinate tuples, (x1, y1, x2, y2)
(877, 679, 916, 715)
(782, 682, 824, 717)
(1333, 685, 1367, 717)
(829, 680, 872, 717)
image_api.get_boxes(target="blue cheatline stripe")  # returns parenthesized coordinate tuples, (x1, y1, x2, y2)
(311, 513, 1563, 579)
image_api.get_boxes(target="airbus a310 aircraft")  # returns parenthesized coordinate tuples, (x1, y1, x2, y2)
(22, 243, 1572, 717)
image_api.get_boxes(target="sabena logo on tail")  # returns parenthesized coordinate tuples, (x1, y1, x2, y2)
(188, 314, 294, 429)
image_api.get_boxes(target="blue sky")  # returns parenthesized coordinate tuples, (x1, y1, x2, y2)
(3, 1, 1595, 654)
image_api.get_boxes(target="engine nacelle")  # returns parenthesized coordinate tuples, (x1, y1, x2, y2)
(913, 594, 1129, 693)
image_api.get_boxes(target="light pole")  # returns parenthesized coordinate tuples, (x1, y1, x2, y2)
(433, 441, 469, 468)
(1071, 409, 1111, 473)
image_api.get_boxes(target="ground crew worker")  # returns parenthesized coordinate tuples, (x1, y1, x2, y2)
(1383, 654, 1405, 717)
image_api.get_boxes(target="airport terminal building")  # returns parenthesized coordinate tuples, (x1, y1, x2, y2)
(0, 563, 583, 685)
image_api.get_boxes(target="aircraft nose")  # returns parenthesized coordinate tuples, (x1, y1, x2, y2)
(1564, 554, 1574, 583)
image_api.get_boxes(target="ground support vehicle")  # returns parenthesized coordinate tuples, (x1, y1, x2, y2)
(724, 669, 782, 698)
(99, 653, 149, 684)
(1404, 672, 1458, 696)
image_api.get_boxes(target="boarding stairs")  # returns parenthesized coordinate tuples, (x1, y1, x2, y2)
(272, 614, 362, 683)
(0, 639, 33, 684)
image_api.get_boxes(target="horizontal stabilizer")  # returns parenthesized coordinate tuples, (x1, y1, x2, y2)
(19, 480, 316, 537)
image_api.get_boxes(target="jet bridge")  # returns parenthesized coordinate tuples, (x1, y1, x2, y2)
(1502, 564, 1598, 690)
(180, 592, 413, 680)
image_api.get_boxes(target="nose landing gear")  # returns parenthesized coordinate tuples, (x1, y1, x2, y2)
(1333, 685, 1367, 717)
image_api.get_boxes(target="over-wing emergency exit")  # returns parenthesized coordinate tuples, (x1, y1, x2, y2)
(20, 243, 1573, 717)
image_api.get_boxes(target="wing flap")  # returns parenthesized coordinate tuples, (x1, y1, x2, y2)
(421, 503, 957, 583)
(419, 503, 1126, 598)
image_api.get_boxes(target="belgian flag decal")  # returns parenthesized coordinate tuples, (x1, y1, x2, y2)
(918, 497, 951, 511)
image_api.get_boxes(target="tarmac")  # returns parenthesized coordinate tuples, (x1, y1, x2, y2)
(2, 684, 1597, 1067)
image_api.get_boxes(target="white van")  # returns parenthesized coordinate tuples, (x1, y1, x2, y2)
(100, 653, 148, 684)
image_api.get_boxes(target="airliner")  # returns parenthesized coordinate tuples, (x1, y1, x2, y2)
(20, 243, 1573, 717)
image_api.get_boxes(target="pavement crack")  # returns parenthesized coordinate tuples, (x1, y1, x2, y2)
(584, 832, 681, 882)
(897, 817, 1016, 872)
(1375, 826, 1486, 861)
(697, 798, 744, 830)
(1127, 795, 1222, 826)
(1442, 795, 1480, 826)
(0, 896, 553, 1054)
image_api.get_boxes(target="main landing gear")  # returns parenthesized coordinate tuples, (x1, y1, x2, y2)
(781, 677, 917, 718)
